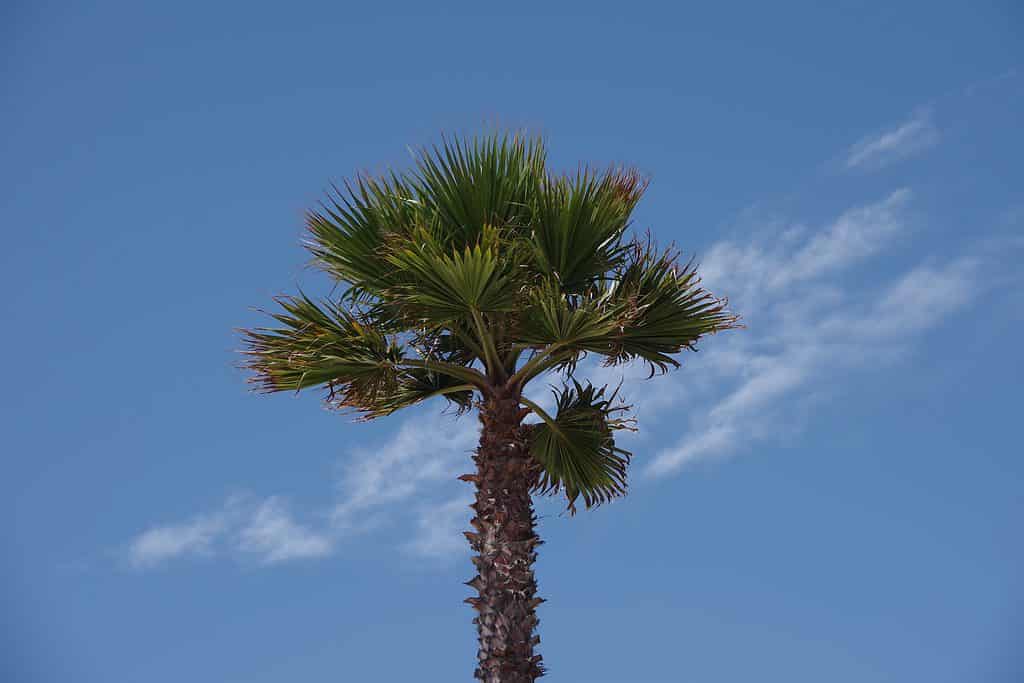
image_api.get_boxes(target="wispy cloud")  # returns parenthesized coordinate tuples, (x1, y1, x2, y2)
(699, 189, 912, 309)
(646, 256, 986, 476)
(845, 109, 938, 170)
(331, 411, 479, 560)
(127, 509, 230, 569)
(331, 412, 478, 527)
(238, 498, 334, 564)
(964, 67, 1019, 97)
(125, 494, 332, 568)
(124, 411, 480, 569)
(577, 191, 1019, 478)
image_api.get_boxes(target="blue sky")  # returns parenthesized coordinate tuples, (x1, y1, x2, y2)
(2, 2, 1022, 681)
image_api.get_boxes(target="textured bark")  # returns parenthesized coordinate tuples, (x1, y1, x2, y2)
(461, 388, 545, 682)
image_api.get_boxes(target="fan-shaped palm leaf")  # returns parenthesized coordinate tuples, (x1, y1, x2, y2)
(524, 380, 636, 514)
(603, 240, 740, 374)
(529, 167, 646, 293)
(240, 292, 486, 417)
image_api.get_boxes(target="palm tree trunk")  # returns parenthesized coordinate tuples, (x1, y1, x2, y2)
(461, 388, 545, 682)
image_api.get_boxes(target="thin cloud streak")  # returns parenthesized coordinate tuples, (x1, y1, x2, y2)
(845, 109, 938, 170)
(636, 198, 1016, 477)
(127, 510, 229, 569)
(238, 497, 334, 564)
(699, 189, 912, 311)
(331, 412, 478, 527)
(125, 494, 332, 568)
(124, 411, 481, 569)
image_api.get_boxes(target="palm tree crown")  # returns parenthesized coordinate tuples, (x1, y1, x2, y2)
(241, 132, 738, 514)
(241, 132, 738, 681)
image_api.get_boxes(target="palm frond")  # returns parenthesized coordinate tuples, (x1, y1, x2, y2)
(358, 368, 475, 420)
(525, 380, 636, 514)
(409, 325, 482, 367)
(529, 167, 646, 293)
(603, 240, 741, 375)
(513, 279, 619, 380)
(240, 292, 484, 418)
(383, 226, 520, 321)
(304, 173, 420, 299)
(406, 132, 547, 245)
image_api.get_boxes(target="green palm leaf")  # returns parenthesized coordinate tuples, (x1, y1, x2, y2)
(240, 292, 484, 417)
(384, 228, 520, 321)
(304, 173, 420, 300)
(525, 380, 636, 514)
(529, 167, 646, 293)
(406, 132, 546, 245)
(358, 368, 475, 420)
(604, 240, 741, 374)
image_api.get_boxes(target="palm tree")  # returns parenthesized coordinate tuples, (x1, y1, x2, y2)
(239, 132, 738, 682)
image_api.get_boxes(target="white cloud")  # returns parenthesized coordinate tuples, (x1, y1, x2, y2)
(817, 258, 979, 342)
(645, 425, 738, 477)
(127, 511, 228, 569)
(548, 187, 1020, 478)
(125, 494, 332, 569)
(238, 498, 334, 564)
(782, 189, 912, 285)
(631, 193, 1010, 476)
(330, 410, 479, 560)
(125, 410, 481, 569)
(331, 411, 479, 526)
(699, 190, 912, 309)
(708, 360, 808, 423)
(845, 109, 938, 170)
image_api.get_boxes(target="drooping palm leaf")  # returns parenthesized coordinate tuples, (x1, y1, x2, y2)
(357, 367, 475, 420)
(525, 380, 636, 514)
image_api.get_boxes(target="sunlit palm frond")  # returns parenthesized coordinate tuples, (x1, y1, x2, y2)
(406, 132, 547, 245)
(529, 166, 646, 293)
